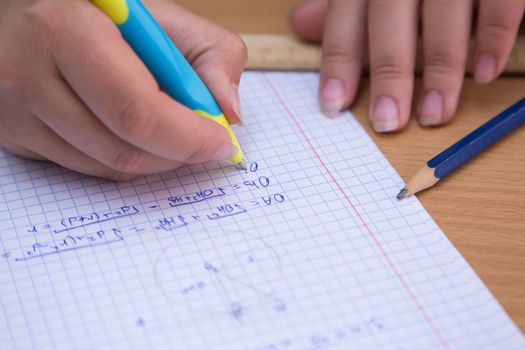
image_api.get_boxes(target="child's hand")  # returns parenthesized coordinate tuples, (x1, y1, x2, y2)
(290, 0, 524, 132)
(0, 0, 247, 180)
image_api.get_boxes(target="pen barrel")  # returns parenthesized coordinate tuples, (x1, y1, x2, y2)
(91, 0, 244, 164)
(107, 0, 222, 116)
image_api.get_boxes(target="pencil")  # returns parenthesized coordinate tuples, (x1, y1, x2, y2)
(397, 97, 525, 199)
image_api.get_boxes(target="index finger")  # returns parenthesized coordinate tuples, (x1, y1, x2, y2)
(368, 0, 418, 132)
(52, 2, 235, 164)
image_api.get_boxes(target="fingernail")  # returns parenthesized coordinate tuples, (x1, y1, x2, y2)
(212, 143, 237, 161)
(419, 90, 443, 126)
(371, 96, 399, 132)
(475, 54, 496, 84)
(230, 83, 243, 125)
(320, 79, 345, 117)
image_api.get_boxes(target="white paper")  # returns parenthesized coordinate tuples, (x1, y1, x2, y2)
(0, 72, 523, 350)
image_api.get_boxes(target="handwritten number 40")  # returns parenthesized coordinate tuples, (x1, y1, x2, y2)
(244, 176, 270, 189)
(262, 194, 285, 206)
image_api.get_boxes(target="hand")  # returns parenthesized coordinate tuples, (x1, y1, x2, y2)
(290, 0, 525, 132)
(0, 0, 247, 180)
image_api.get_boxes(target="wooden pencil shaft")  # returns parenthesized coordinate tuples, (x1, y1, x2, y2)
(400, 97, 525, 198)
(429, 97, 525, 179)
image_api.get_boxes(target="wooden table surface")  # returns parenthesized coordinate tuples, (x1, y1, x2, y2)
(178, 0, 525, 332)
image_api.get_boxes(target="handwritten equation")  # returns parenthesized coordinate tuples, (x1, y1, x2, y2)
(2, 162, 286, 262)
(12, 228, 124, 261)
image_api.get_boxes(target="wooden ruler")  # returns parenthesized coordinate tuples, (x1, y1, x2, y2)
(241, 33, 525, 74)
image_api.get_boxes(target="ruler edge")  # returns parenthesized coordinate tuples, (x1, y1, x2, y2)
(241, 33, 525, 74)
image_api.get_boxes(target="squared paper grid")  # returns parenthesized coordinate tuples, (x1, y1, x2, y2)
(0, 72, 523, 350)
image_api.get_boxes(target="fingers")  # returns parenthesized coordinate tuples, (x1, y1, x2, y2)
(149, 0, 248, 125)
(0, 139, 45, 161)
(318, 0, 367, 117)
(6, 117, 139, 181)
(31, 75, 182, 175)
(55, 2, 234, 164)
(473, 0, 525, 83)
(368, 0, 419, 132)
(418, 0, 473, 126)
(289, 0, 329, 43)
(193, 41, 247, 126)
(182, 34, 247, 126)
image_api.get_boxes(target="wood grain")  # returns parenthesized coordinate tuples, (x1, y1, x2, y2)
(240, 33, 525, 73)
(177, 0, 525, 332)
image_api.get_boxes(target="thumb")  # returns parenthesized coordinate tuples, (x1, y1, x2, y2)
(196, 47, 247, 126)
(147, 0, 248, 125)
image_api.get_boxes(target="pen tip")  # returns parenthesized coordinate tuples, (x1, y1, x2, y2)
(237, 160, 247, 171)
(396, 188, 408, 200)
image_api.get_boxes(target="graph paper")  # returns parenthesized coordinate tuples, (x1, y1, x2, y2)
(0, 72, 523, 350)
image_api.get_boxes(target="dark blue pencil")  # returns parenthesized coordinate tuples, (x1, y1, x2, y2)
(397, 97, 525, 199)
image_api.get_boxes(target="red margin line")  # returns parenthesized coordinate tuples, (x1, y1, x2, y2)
(262, 73, 451, 350)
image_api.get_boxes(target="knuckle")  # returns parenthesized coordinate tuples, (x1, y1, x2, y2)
(322, 44, 357, 65)
(111, 147, 144, 173)
(479, 21, 516, 42)
(369, 0, 397, 8)
(425, 0, 457, 5)
(228, 33, 248, 64)
(370, 59, 411, 80)
(20, 1, 64, 35)
(10, 1, 67, 53)
(100, 168, 137, 182)
(424, 51, 465, 76)
(216, 31, 248, 66)
(329, 0, 349, 7)
(116, 97, 156, 142)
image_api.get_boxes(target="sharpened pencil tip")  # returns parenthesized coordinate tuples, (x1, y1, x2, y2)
(397, 188, 408, 200)
(237, 160, 247, 171)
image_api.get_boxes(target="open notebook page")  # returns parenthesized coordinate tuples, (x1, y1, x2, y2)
(0, 72, 523, 350)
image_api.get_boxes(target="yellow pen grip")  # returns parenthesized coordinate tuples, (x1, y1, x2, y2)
(196, 111, 244, 164)
(91, 0, 129, 24)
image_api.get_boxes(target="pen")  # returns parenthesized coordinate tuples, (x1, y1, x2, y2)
(91, 0, 246, 170)
(397, 97, 525, 199)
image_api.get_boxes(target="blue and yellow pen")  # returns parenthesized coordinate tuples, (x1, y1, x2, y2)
(91, 0, 246, 169)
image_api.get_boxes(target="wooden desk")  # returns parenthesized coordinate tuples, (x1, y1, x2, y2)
(178, 0, 525, 332)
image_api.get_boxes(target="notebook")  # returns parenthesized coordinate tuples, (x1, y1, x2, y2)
(0, 72, 523, 350)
